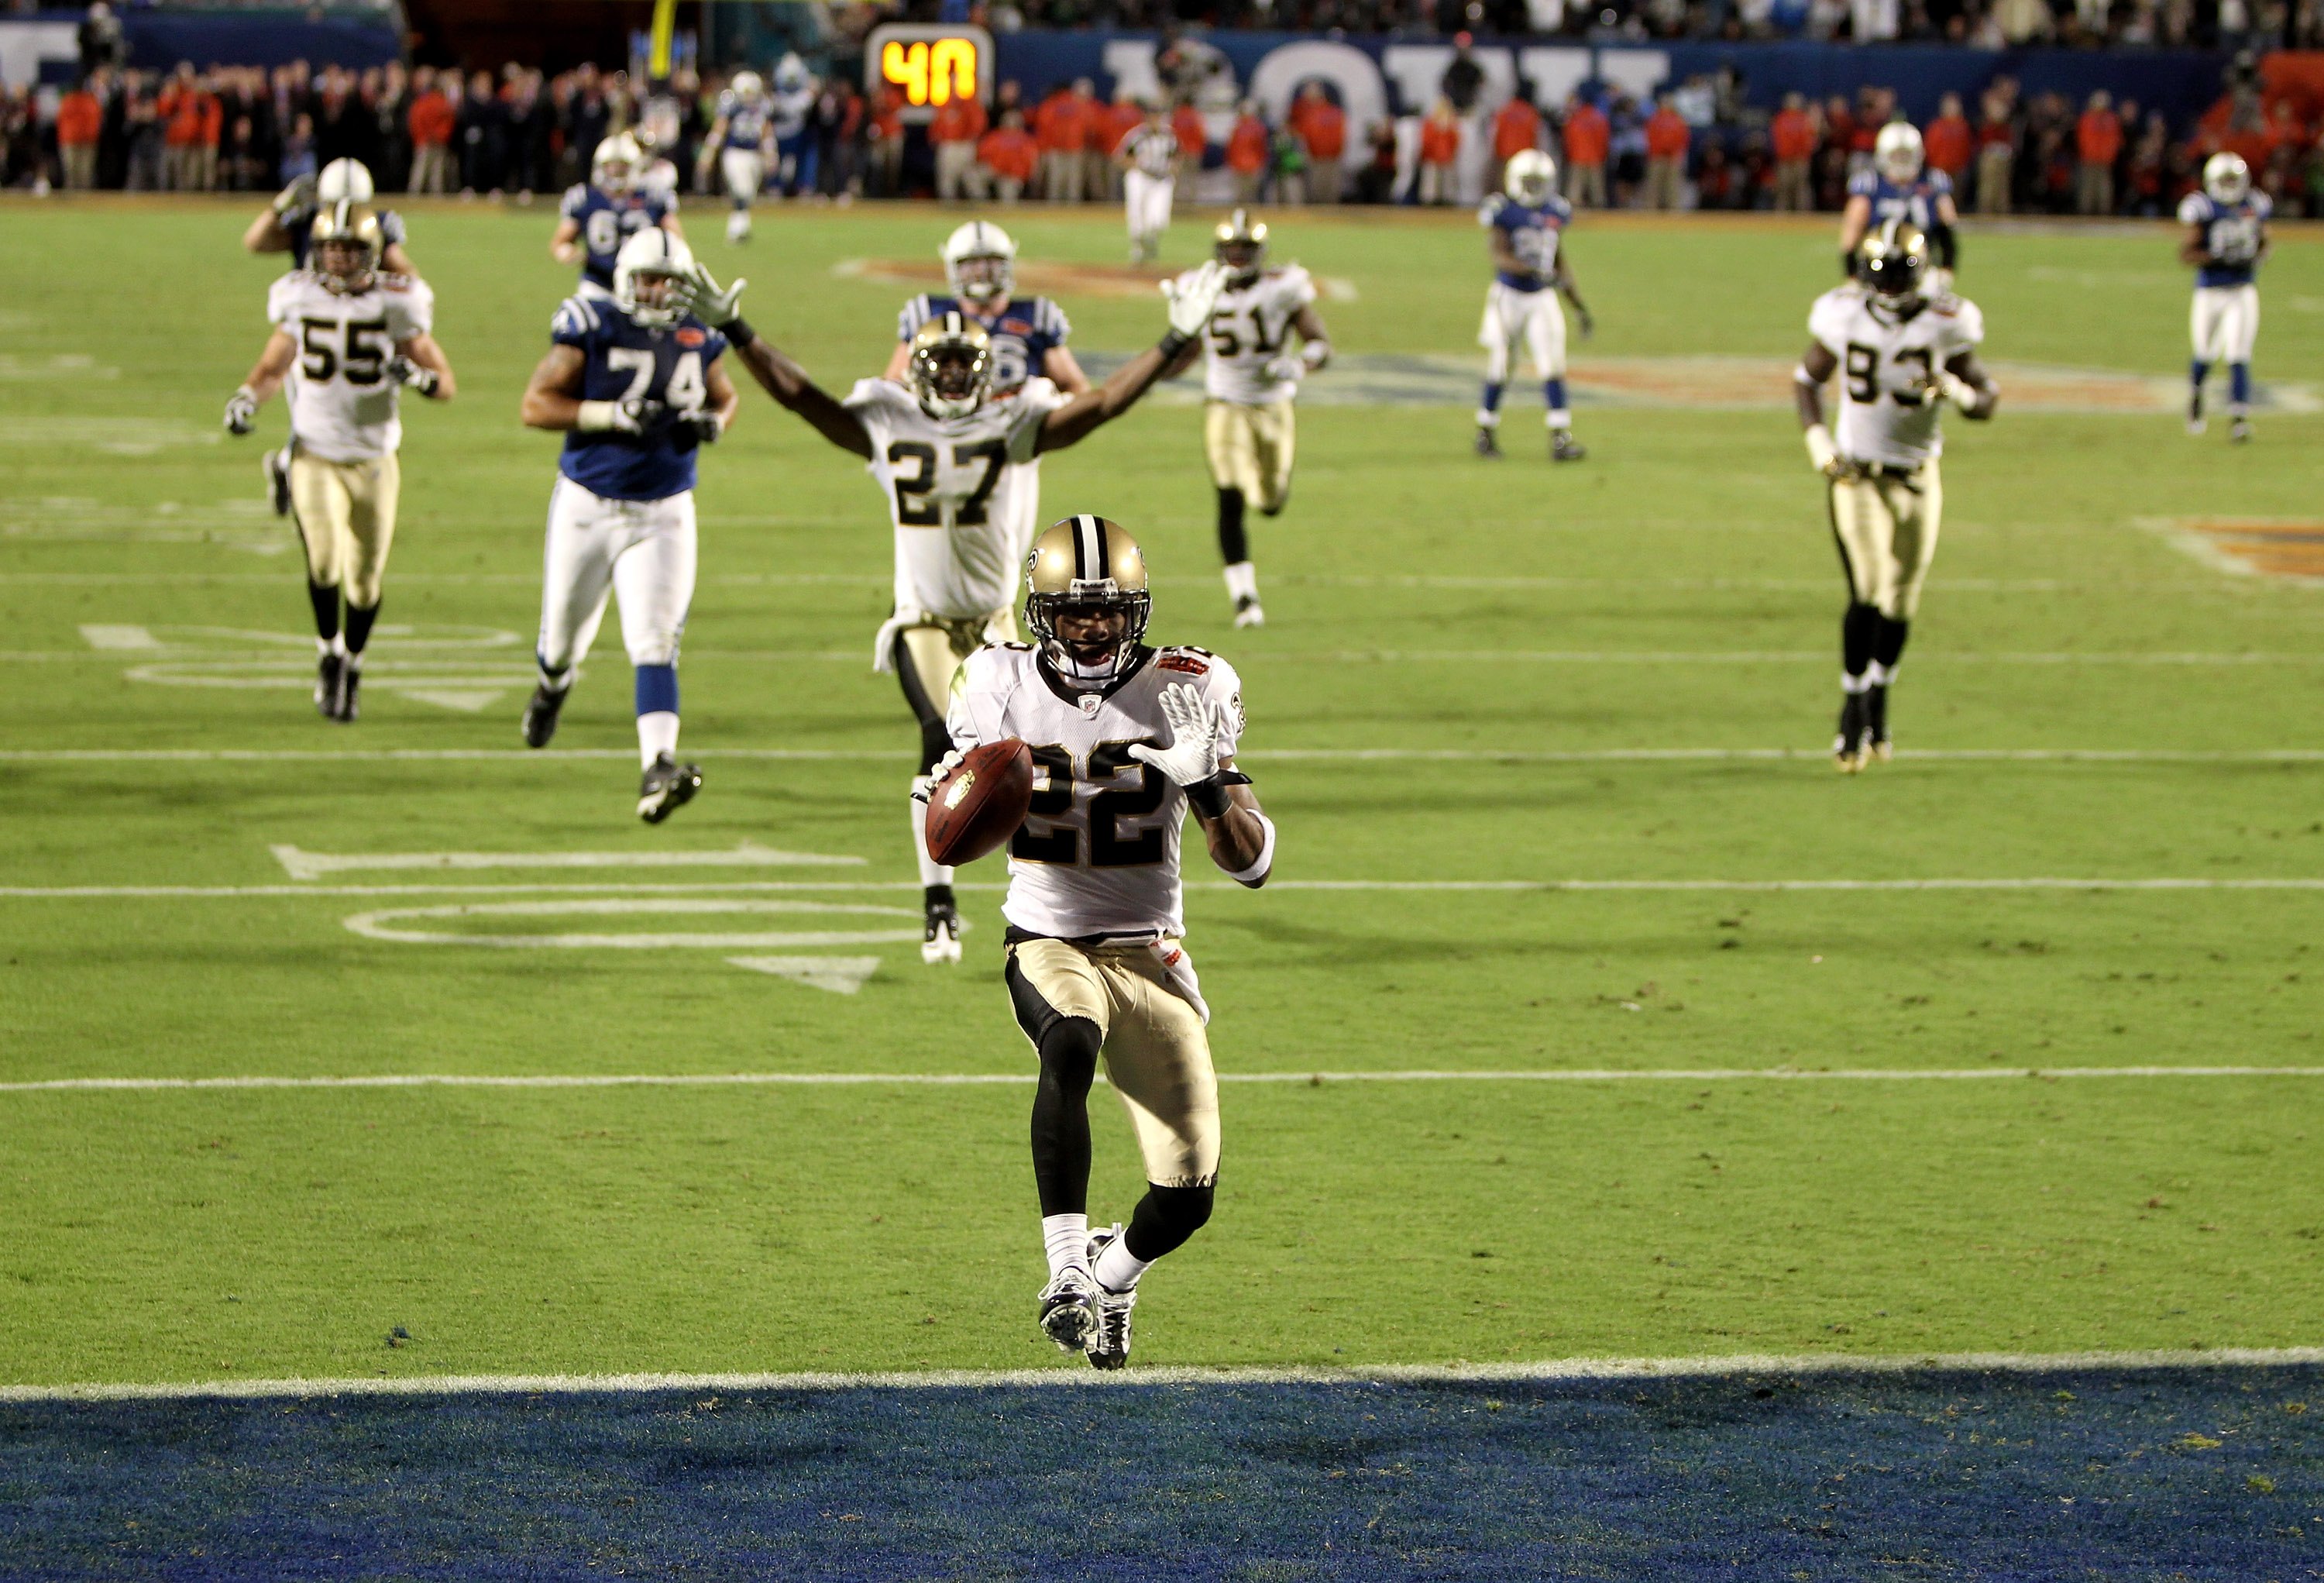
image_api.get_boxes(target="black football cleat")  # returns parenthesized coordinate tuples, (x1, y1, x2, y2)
(315, 651, 344, 720)
(1865, 685, 1891, 765)
(521, 683, 568, 748)
(1551, 428, 1587, 463)
(263, 448, 292, 516)
(1473, 427, 1501, 459)
(922, 896, 962, 964)
(1083, 1225, 1136, 1371)
(638, 753, 700, 823)
(1037, 1268, 1097, 1354)
(331, 663, 362, 724)
(1833, 693, 1868, 774)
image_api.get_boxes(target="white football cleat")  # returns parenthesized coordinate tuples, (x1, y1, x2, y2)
(1037, 1267, 1097, 1353)
(1085, 1224, 1137, 1370)
(1232, 595, 1266, 629)
(921, 898, 962, 964)
(726, 209, 751, 244)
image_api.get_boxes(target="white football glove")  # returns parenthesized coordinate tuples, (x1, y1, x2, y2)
(675, 263, 747, 329)
(1126, 683, 1228, 787)
(384, 354, 438, 396)
(223, 386, 258, 436)
(1262, 354, 1303, 384)
(912, 746, 967, 804)
(1162, 260, 1229, 341)
(1803, 422, 1848, 480)
(272, 174, 315, 216)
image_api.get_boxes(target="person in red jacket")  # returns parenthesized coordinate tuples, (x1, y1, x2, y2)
(1417, 99, 1461, 205)
(1493, 92, 1542, 174)
(57, 80, 102, 189)
(1924, 93, 1972, 187)
(931, 91, 989, 202)
(1770, 92, 1817, 210)
(978, 108, 1039, 203)
(1643, 91, 1690, 209)
(1226, 102, 1270, 205)
(1033, 84, 1087, 201)
(1289, 83, 1346, 205)
(1560, 95, 1608, 207)
(1095, 89, 1143, 201)
(2075, 90, 2123, 215)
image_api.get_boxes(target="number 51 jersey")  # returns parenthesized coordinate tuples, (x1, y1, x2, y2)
(949, 642, 1247, 941)
(266, 269, 435, 462)
(845, 377, 1071, 622)
(1808, 283, 1985, 469)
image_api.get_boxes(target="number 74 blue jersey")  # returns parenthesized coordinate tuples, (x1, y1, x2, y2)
(551, 293, 727, 502)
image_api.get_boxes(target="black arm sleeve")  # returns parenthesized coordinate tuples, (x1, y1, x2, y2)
(1930, 222, 1958, 271)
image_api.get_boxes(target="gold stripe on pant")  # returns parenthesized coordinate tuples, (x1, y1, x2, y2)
(1204, 399, 1296, 514)
(290, 450, 400, 607)
(1829, 459, 1941, 620)
(1008, 936, 1220, 1189)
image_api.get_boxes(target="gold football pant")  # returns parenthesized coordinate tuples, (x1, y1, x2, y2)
(1829, 459, 1941, 621)
(1007, 934, 1220, 1189)
(1205, 399, 1296, 515)
(290, 449, 400, 607)
(892, 609, 1016, 762)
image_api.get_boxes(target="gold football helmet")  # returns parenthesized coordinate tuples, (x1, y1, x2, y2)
(309, 200, 383, 294)
(1858, 218, 1927, 304)
(907, 311, 993, 419)
(1025, 515, 1151, 678)
(1213, 208, 1268, 284)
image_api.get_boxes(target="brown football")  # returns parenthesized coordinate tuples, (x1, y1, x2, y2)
(924, 739, 1037, 868)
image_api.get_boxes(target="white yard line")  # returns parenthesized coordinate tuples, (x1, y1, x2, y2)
(9, 649, 2324, 666)
(270, 841, 864, 879)
(5, 1347, 2319, 1402)
(1, 746, 2319, 766)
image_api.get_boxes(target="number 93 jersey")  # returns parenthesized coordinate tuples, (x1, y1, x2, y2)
(949, 642, 1248, 941)
(266, 269, 434, 463)
(552, 292, 726, 502)
(845, 377, 1071, 622)
(1809, 283, 1985, 469)
(1182, 265, 1318, 406)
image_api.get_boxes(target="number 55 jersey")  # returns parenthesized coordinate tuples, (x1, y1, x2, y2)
(949, 642, 1248, 941)
(845, 376, 1072, 624)
(1808, 282, 1985, 468)
(266, 269, 435, 461)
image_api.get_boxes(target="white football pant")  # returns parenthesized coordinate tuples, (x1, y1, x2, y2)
(720, 149, 764, 203)
(536, 477, 697, 676)
(1478, 281, 1567, 384)
(2190, 284, 2259, 364)
(1125, 170, 1173, 243)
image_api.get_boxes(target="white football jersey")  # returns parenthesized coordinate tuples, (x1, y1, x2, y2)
(845, 377, 1071, 622)
(1808, 284, 1985, 469)
(1180, 265, 1318, 406)
(950, 642, 1248, 941)
(266, 270, 434, 463)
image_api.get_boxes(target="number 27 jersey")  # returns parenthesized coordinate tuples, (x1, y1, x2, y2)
(845, 377, 1070, 621)
(1809, 284, 1985, 469)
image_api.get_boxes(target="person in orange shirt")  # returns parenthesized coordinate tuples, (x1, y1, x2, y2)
(1070, 79, 1112, 201)
(1492, 92, 1542, 174)
(978, 108, 1039, 204)
(1095, 89, 1143, 201)
(1770, 91, 1817, 211)
(1227, 102, 1270, 205)
(407, 78, 457, 194)
(2075, 90, 2123, 215)
(931, 91, 989, 203)
(1923, 92, 1972, 186)
(1171, 100, 1206, 166)
(57, 79, 102, 190)
(865, 81, 906, 198)
(1288, 82, 1346, 205)
(1643, 91, 1690, 210)
(1033, 82, 1087, 201)
(158, 64, 216, 191)
(1417, 99, 1461, 205)
(1560, 95, 1608, 208)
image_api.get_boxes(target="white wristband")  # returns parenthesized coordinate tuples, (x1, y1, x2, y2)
(1301, 340, 1330, 369)
(1804, 423, 1838, 473)
(1222, 812, 1276, 886)
(576, 400, 621, 432)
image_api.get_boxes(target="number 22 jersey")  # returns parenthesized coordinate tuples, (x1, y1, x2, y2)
(948, 642, 1248, 940)
(266, 269, 435, 463)
(1808, 283, 1985, 469)
(844, 377, 1071, 622)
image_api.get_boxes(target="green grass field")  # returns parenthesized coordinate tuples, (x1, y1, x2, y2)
(2, 196, 2320, 1390)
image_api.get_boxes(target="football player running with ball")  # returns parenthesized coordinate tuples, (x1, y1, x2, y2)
(2179, 151, 2271, 442)
(937, 516, 1274, 1368)
(671, 258, 1230, 962)
(224, 201, 456, 722)
(1475, 150, 1593, 463)
(519, 230, 738, 823)
(1796, 220, 1998, 772)
(1161, 210, 1332, 628)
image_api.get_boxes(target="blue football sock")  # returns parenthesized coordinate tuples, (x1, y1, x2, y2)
(1480, 382, 1504, 415)
(2229, 363, 2251, 407)
(634, 662, 679, 718)
(2189, 359, 2209, 392)
(1545, 378, 1569, 422)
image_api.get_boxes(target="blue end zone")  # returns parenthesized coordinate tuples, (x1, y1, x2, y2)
(3, 1367, 2318, 1579)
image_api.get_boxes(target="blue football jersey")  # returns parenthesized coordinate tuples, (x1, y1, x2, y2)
(551, 293, 727, 502)
(2177, 189, 2272, 287)
(896, 295, 1072, 393)
(718, 91, 768, 150)
(287, 205, 407, 268)
(558, 183, 676, 289)
(1846, 169, 1953, 232)
(1481, 194, 1570, 291)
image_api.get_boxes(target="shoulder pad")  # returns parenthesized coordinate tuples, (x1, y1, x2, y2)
(378, 273, 415, 293)
(999, 640, 1035, 652)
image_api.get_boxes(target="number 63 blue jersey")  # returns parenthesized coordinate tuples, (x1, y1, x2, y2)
(559, 183, 678, 289)
(551, 293, 727, 502)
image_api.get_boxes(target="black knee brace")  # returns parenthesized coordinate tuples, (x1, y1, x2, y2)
(1124, 1182, 1215, 1263)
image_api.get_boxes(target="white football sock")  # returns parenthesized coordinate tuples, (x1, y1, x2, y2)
(318, 634, 347, 659)
(911, 776, 954, 888)
(1222, 561, 1259, 604)
(637, 710, 679, 768)
(1042, 1213, 1090, 1280)
(1093, 1232, 1153, 1294)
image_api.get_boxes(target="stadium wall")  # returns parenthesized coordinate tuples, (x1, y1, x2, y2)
(0, 7, 400, 86)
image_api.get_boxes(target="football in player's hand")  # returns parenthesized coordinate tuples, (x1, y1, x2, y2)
(924, 739, 1035, 868)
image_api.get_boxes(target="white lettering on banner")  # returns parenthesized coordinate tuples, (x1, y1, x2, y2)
(1245, 40, 1387, 168)
(1597, 47, 1675, 102)
(1518, 46, 1596, 109)
(1100, 39, 1162, 106)
(0, 22, 77, 91)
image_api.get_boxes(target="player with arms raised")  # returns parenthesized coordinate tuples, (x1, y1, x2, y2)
(670, 259, 1229, 961)
(939, 516, 1274, 1368)
(1838, 123, 1960, 292)
(1162, 210, 1332, 628)
(1796, 220, 1997, 772)
(2178, 151, 2270, 442)
(552, 134, 683, 294)
(1475, 150, 1592, 463)
(223, 201, 456, 722)
(519, 230, 738, 823)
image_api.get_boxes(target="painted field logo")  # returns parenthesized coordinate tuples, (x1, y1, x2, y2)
(2139, 518, 2324, 584)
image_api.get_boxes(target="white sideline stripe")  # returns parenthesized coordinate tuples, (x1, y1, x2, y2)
(6, 1347, 2322, 1402)
(5, 1065, 2321, 1095)
(270, 841, 865, 879)
(2, 747, 2320, 766)
(10, 649, 2324, 666)
(5, 877, 2322, 900)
